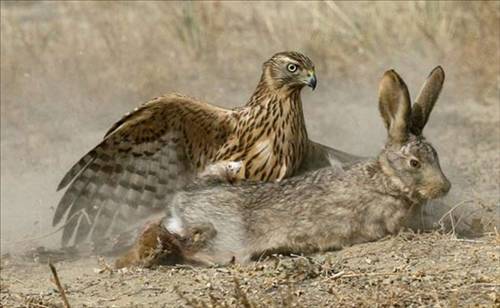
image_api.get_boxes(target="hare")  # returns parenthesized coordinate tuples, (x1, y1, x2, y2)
(116, 67, 450, 268)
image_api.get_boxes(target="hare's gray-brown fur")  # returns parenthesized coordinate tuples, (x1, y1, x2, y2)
(117, 67, 450, 267)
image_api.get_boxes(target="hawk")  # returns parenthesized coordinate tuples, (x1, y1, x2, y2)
(53, 51, 356, 248)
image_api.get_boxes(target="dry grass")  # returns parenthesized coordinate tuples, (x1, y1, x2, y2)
(2, 1, 499, 158)
(2, 1, 498, 103)
(1, 232, 498, 307)
(1, 1, 498, 168)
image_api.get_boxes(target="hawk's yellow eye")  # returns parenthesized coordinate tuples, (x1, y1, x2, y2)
(287, 63, 298, 73)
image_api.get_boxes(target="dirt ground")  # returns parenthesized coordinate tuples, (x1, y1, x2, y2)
(1, 232, 499, 307)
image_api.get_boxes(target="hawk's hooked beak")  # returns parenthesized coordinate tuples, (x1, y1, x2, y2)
(306, 71, 317, 90)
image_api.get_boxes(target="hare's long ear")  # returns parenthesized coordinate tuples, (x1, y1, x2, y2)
(410, 66, 445, 135)
(378, 69, 411, 144)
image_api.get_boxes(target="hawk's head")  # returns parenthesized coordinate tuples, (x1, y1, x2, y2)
(262, 51, 317, 91)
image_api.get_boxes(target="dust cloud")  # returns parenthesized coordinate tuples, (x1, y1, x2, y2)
(1, 2, 498, 253)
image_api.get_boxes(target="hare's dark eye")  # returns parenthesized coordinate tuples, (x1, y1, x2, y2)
(410, 159, 421, 169)
(287, 63, 298, 73)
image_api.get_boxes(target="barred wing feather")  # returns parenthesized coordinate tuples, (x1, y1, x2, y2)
(53, 94, 236, 247)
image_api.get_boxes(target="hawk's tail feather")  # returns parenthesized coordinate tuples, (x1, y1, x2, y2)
(61, 214, 78, 246)
(53, 167, 96, 226)
(61, 142, 168, 247)
(60, 152, 135, 246)
(90, 199, 117, 244)
(53, 147, 116, 227)
(57, 147, 99, 191)
(73, 210, 93, 244)
(61, 192, 99, 246)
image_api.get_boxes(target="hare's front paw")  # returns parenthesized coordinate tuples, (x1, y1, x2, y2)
(115, 220, 183, 268)
(199, 161, 243, 183)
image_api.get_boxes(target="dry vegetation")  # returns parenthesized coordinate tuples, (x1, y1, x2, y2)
(1, 232, 499, 307)
(1, 1, 499, 307)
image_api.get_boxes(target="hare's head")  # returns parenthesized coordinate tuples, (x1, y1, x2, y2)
(378, 67, 451, 200)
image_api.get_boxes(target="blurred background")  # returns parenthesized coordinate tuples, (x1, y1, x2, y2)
(1, 1, 499, 252)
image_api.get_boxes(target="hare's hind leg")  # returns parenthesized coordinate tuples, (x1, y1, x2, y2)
(115, 220, 184, 268)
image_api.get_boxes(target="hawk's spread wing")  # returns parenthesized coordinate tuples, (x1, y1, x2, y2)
(53, 94, 236, 247)
(298, 140, 364, 174)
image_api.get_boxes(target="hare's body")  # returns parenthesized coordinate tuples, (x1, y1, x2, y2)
(165, 159, 419, 264)
(116, 66, 450, 268)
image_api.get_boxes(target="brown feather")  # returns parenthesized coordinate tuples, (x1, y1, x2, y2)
(55, 52, 325, 248)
